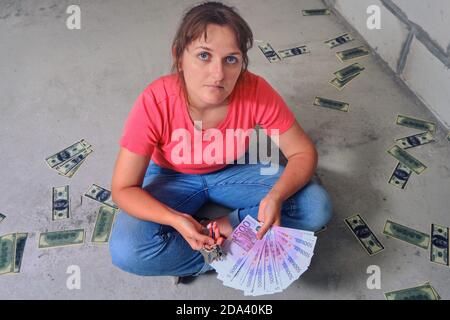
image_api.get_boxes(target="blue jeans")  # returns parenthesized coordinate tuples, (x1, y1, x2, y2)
(109, 158, 332, 277)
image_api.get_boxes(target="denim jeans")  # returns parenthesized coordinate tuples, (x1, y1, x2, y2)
(109, 157, 332, 277)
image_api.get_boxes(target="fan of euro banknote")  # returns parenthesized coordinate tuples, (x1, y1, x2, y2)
(210, 215, 317, 296)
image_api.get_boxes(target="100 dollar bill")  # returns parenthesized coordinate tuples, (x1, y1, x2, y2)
(0, 233, 16, 275)
(258, 42, 281, 63)
(396, 115, 436, 134)
(344, 214, 384, 256)
(278, 45, 310, 59)
(430, 224, 449, 266)
(324, 33, 354, 49)
(92, 206, 117, 243)
(329, 73, 360, 91)
(302, 9, 330, 16)
(313, 97, 349, 112)
(336, 46, 369, 62)
(85, 184, 118, 209)
(383, 220, 430, 249)
(14, 233, 28, 273)
(333, 63, 365, 81)
(45, 139, 91, 168)
(388, 162, 412, 189)
(52, 185, 70, 221)
(0, 213, 5, 224)
(385, 283, 439, 300)
(38, 229, 85, 249)
(395, 131, 434, 149)
(387, 145, 427, 175)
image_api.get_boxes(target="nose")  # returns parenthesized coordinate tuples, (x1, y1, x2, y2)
(210, 59, 224, 82)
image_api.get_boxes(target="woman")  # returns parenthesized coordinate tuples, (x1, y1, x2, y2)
(109, 1, 332, 278)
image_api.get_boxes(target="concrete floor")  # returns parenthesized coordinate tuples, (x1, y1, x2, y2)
(1, 0, 449, 300)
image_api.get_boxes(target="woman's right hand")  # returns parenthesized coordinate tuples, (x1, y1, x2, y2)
(173, 213, 216, 250)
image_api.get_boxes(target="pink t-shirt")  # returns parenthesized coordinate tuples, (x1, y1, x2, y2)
(119, 71, 296, 174)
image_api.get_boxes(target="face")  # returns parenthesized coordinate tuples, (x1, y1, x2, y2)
(178, 24, 243, 109)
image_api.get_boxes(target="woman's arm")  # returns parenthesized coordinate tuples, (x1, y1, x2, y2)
(256, 121, 318, 239)
(111, 147, 215, 250)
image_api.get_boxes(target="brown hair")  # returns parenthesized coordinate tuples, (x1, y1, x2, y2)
(171, 1, 253, 77)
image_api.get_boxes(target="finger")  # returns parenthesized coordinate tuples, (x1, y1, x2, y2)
(197, 234, 215, 246)
(257, 222, 271, 240)
(216, 236, 225, 246)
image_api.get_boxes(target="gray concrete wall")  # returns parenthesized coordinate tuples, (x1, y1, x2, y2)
(323, 0, 450, 129)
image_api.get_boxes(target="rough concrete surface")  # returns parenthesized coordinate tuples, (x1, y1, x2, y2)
(0, 0, 449, 299)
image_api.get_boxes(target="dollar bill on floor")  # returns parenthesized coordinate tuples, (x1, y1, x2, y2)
(38, 229, 85, 249)
(383, 220, 430, 250)
(386, 145, 427, 175)
(344, 214, 384, 256)
(384, 283, 439, 300)
(430, 224, 449, 267)
(92, 205, 117, 243)
(257, 42, 281, 63)
(395, 131, 434, 149)
(278, 45, 310, 59)
(336, 46, 369, 62)
(446, 132, 450, 141)
(65, 158, 88, 178)
(395, 115, 436, 134)
(52, 185, 70, 221)
(313, 97, 349, 112)
(388, 162, 412, 190)
(302, 9, 330, 16)
(0, 213, 5, 224)
(45, 139, 91, 169)
(0, 233, 16, 275)
(13, 233, 28, 273)
(324, 33, 354, 49)
(329, 72, 360, 91)
(333, 62, 365, 81)
(55, 148, 93, 177)
(84, 184, 118, 209)
(424, 282, 441, 300)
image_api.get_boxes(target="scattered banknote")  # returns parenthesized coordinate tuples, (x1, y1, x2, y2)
(45, 139, 93, 178)
(0, 213, 5, 224)
(384, 283, 440, 300)
(336, 46, 369, 62)
(329, 72, 360, 90)
(396, 115, 436, 134)
(13, 233, 28, 273)
(278, 45, 310, 59)
(84, 184, 118, 209)
(302, 9, 330, 16)
(0, 233, 16, 275)
(38, 229, 85, 249)
(324, 33, 354, 49)
(0, 232, 28, 275)
(313, 97, 349, 112)
(383, 220, 430, 250)
(257, 42, 281, 63)
(344, 214, 384, 256)
(447, 132, 450, 141)
(52, 185, 70, 221)
(388, 162, 412, 189)
(92, 206, 117, 243)
(387, 145, 427, 175)
(211, 215, 317, 296)
(430, 224, 449, 266)
(333, 62, 365, 80)
(395, 131, 434, 149)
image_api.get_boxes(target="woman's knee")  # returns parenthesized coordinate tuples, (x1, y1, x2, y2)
(290, 182, 333, 231)
(109, 211, 164, 275)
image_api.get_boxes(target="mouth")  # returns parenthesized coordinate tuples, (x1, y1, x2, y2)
(205, 85, 224, 89)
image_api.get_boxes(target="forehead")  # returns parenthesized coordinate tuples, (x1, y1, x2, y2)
(190, 24, 240, 50)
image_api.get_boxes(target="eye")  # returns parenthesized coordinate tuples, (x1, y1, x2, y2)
(226, 56, 238, 64)
(198, 52, 210, 61)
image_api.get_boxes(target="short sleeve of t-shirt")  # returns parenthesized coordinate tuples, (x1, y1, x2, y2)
(119, 90, 162, 157)
(253, 76, 296, 136)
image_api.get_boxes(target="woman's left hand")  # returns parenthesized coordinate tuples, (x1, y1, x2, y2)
(256, 194, 282, 240)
